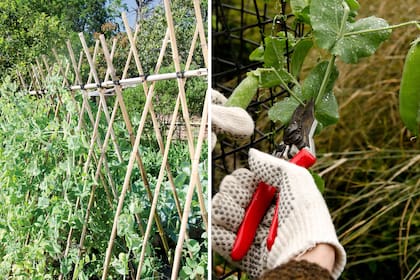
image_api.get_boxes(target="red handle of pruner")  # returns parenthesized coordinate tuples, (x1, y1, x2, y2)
(230, 181, 276, 261)
(290, 147, 316, 169)
(231, 149, 317, 261)
(266, 148, 316, 250)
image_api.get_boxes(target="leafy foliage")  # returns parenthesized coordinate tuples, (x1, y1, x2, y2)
(0, 76, 207, 278)
(135, 0, 208, 74)
(310, 0, 391, 64)
(227, 0, 394, 130)
(0, 0, 121, 79)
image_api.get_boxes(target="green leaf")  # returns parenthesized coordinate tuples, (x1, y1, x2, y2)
(180, 266, 194, 279)
(112, 253, 128, 275)
(186, 239, 201, 255)
(316, 91, 339, 127)
(264, 37, 286, 69)
(335, 17, 391, 63)
(196, 265, 205, 275)
(269, 61, 339, 126)
(310, 0, 391, 63)
(60, 257, 72, 276)
(297, 6, 311, 24)
(45, 240, 61, 255)
(345, 0, 360, 12)
(290, 0, 309, 14)
(174, 172, 188, 187)
(309, 171, 325, 193)
(67, 135, 81, 151)
(186, 257, 197, 268)
(310, 0, 345, 51)
(302, 61, 338, 100)
(249, 44, 265, 62)
(291, 39, 313, 77)
(268, 97, 300, 124)
(290, 0, 310, 23)
(128, 195, 143, 214)
(302, 61, 339, 126)
(253, 68, 293, 88)
(126, 233, 141, 251)
(117, 213, 134, 237)
(37, 197, 50, 209)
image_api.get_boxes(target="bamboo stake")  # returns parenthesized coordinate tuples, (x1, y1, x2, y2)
(41, 55, 52, 76)
(35, 60, 56, 116)
(99, 30, 172, 279)
(163, 0, 196, 174)
(134, 1, 207, 276)
(59, 39, 116, 269)
(75, 33, 124, 233)
(52, 49, 75, 122)
(128, 3, 207, 279)
(52, 48, 69, 87)
(27, 67, 35, 92)
(121, 13, 186, 234)
(183, 24, 208, 231)
(35, 58, 46, 83)
(138, 28, 209, 277)
(104, 37, 118, 82)
(79, 33, 123, 166)
(162, 0, 206, 277)
(171, 89, 208, 280)
(67, 41, 116, 191)
(31, 65, 43, 93)
(16, 70, 27, 90)
(135, 88, 184, 280)
(41, 55, 64, 120)
(121, 22, 140, 79)
(121, 17, 206, 254)
(122, 17, 203, 268)
(57, 65, 114, 280)
(85, 39, 149, 238)
(27, 67, 207, 95)
(86, 40, 100, 85)
(64, 62, 70, 87)
(193, 0, 208, 67)
(74, 34, 127, 263)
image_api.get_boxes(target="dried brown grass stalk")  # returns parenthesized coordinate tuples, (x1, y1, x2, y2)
(315, 0, 420, 278)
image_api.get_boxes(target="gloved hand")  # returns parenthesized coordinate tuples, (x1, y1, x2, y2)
(211, 89, 254, 150)
(212, 148, 346, 279)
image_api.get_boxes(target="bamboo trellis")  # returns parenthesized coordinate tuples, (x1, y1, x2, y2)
(17, 0, 208, 279)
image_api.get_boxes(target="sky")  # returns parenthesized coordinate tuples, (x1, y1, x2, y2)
(117, 0, 162, 29)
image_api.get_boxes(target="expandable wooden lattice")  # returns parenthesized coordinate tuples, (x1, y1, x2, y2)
(18, 1, 208, 279)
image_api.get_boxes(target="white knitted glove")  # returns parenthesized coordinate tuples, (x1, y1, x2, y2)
(212, 148, 346, 279)
(211, 89, 254, 149)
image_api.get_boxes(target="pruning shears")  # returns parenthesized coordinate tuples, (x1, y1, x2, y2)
(230, 99, 317, 261)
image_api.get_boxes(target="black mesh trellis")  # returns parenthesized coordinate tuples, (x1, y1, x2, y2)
(212, 0, 306, 278)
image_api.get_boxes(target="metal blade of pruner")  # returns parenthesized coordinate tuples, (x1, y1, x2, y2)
(273, 99, 317, 167)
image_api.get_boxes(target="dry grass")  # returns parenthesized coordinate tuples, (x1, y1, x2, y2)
(313, 0, 420, 279)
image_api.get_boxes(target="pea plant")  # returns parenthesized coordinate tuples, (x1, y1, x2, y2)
(0, 76, 208, 279)
(226, 0, 420, 138)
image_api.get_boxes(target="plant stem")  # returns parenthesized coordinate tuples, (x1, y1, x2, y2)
(344, 21, 420, 37)
(315, 55, 336, 106)
(315, 2, 348, 106)
(270, 67, 305, 105)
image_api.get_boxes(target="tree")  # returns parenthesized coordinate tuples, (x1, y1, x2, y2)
(0, 0, 122, 79)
